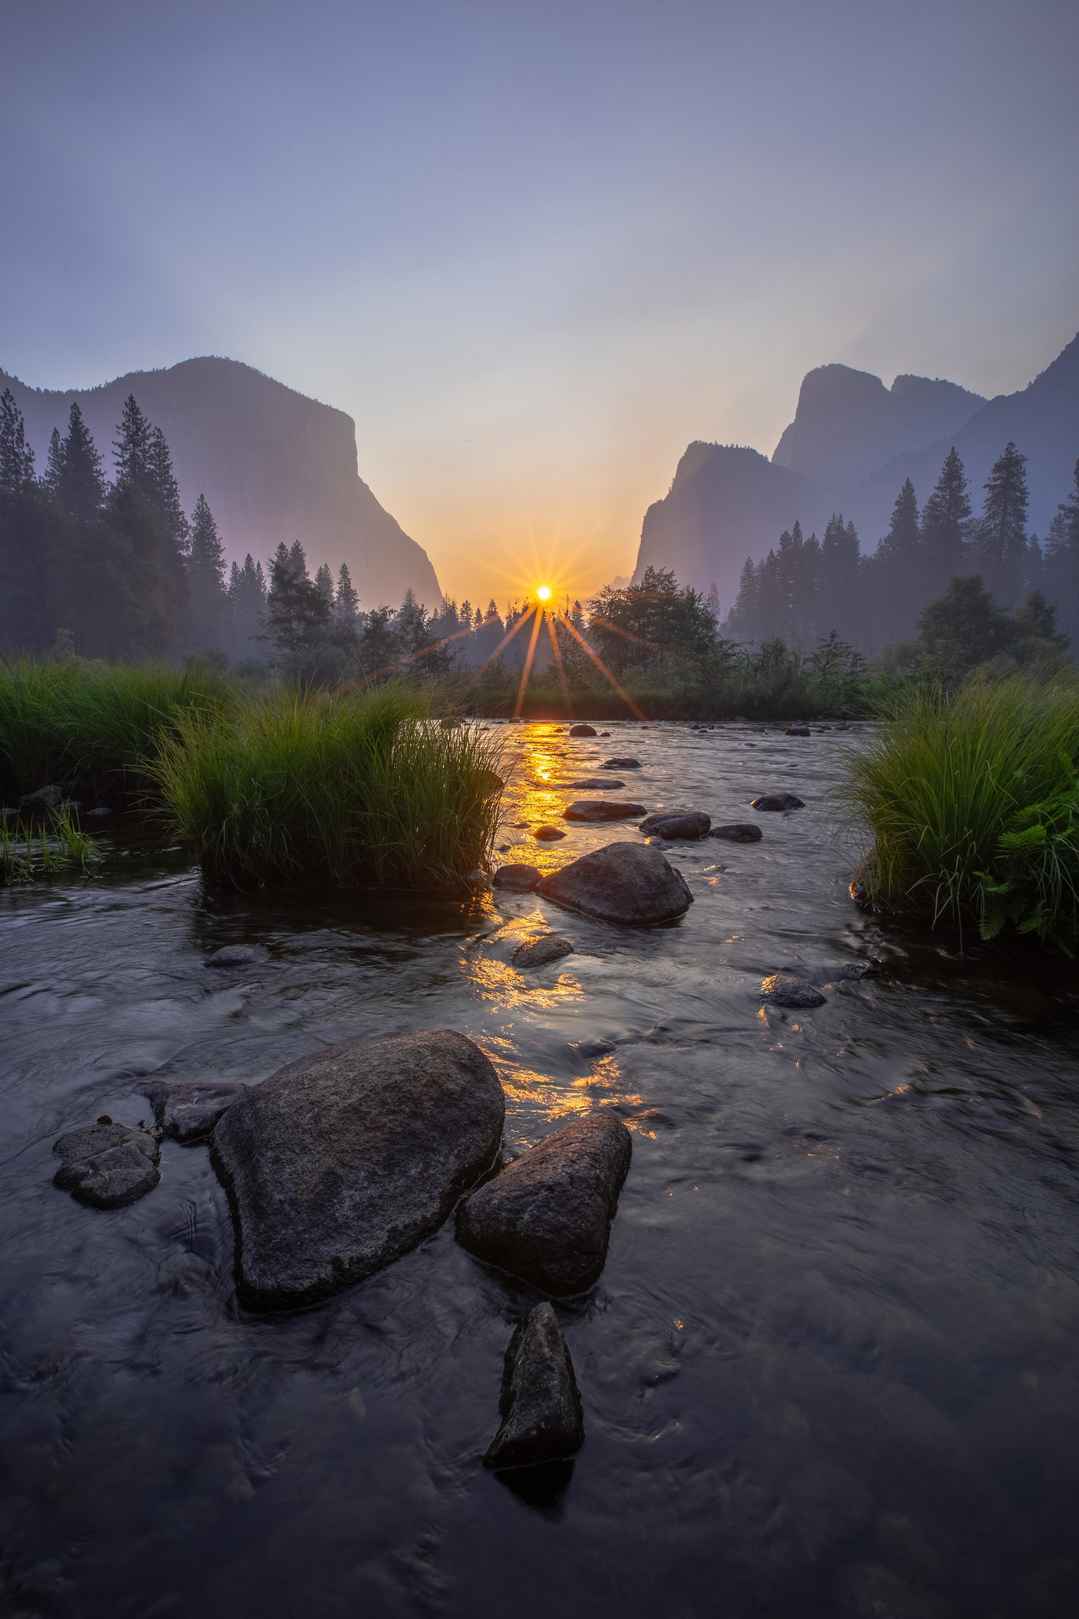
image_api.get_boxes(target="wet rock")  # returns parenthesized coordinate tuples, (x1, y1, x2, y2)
(85, 805, 114, 820)
(760, 972, 827, 1008)
(539, 841, 693, 926)
(710, 823, 763, 842)
(493, 863, 542, 891)
(513, 933, 574, 968)
(563, 800, 647, 822)
(568, 723, 597, 737)
(785, 725, 811, 736)
(466, 867, 490, 886)
(751, 793, 805, 812)
(458, 1114, 632, 1295)
(532, 825, 566, 842)
(53, 1120, 161, 1208)
(485, 1303, 584, 1470)
(601, 757, 641, 769)
(207, 944, 269, 968)
(212, 1030, 505, 1308)
(141, 1079, 247, 1144)
(18, 783, 65, 814)
(638, 811, 710, 840)
(564, 778, 624, 790)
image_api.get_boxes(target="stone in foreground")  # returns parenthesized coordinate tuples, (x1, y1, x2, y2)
(493, 863, 542, 891)
(142, 1079, 247, 1143)
(563, 800, 647, 822)
(601, 757, 641, 769)
(513, 933, 574, 968)
(760, 972, 827, 1009)
(212, 1031, 505, 1309)
(639, 810, 710, 840)
(485, 1303, 584, 1470)
(711, 823, 763, 843)
(539, 841, 692, 926)
(568, 723, 597, 737)
(458, 1114, 632, 1296)
(53, 1120, 161, 1208)
(532, 825, 566, 841)
(751, 793, 806, 812)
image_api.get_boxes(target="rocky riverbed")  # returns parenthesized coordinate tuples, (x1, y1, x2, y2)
(3, 718, 1079, 1619)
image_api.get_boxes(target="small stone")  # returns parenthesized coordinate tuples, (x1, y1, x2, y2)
(760, 972, 827, 1008)
(53, 1121, 161, 1208)
(485, 1303, 584, 1470)
(568, 724, 597, 737)
(751, 794, 805, 812)
(563, 800, 647, 822)
(207, 944, 269, 968)
(493, 863, 542, 891)
(141, 1080, 247, 1144)
(533, 825, 566, 842)
(601, 757, 641, 769)
(711, 823, 763, 843)
(785, 725, 811, 737)
(513, 934, 574, 968)
(85, 806, 113, 820)
(638, 811, 710, 840)
(563, 778, 624, 790)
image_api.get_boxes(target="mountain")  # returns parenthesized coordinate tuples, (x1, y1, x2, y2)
(1, 357, 441, 609)
(634, 334, 1079, 608)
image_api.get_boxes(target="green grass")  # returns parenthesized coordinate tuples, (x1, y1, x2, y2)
(847, 677, 1079, 950)
(149, 685, 506, 890)
(0, 658, 233, 805)
(0, 804, 101, 885)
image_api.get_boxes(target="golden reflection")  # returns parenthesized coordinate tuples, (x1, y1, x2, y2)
(462, 953, 582, 1011)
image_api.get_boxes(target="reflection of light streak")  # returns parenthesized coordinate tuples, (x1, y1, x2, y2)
(545, 612, 573, 717)
(514, 606, 544, 718)
(554, 613, 647, 719)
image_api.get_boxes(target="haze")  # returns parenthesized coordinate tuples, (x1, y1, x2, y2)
(5, 0, 1078, 604)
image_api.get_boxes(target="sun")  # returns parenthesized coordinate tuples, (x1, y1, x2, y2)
(535, 583, 552, 603)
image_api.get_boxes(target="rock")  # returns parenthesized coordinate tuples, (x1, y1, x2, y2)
(760, 972, 827, 1008)
(141, 1079, 247, 1144)
(53, 1121, 161, 1208)
(493, 863, 542, 891)
(18, 783, 65, 814)
(459, 1115, 631, 1295)
(568, 723, 597, 737)
(785, 725, 811, 736)
(601, 757, 641, 769)
(532, 825, 566, 842)
(466, 867, 490, 886)
(85, 805, 113, 819)
(439, 716, 461, 729)
(212, 1031, 505, 1308)
(539, 841, 693, 926)
(563, 778, 624, 790)
(711, 823, 763, 843)
(751, 793, 805, 812)
(638, 811, 710, 840)
(485, 1303, 584, 1470)
(207, 944, 269, 968)
(563, 800, 647, 822)
(513, 933, 574, 968)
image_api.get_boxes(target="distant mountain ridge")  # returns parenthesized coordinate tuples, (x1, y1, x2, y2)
(1, 356, 442, 609)
(634, 333, 1079, 608)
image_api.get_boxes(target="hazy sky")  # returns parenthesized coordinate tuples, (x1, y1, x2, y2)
(5, 0, 1078, 603)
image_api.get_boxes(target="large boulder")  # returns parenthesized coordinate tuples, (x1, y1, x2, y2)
(142, 1079, 247, 1143)
(639, 810, 710, 840)
(212, 1031, 505, 1309)
(493, 863, 542, 891)
(485, 1303, 584, 1470)
(563, 800, 647, 822)
(568, 723, 597, 737)
(53, 1119, 161, 1208)
(457, 1114, 632, 1296)
(538, 841, 693, 926)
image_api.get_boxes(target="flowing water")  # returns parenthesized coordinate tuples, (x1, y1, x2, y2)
(2, 721, 1078, 1619)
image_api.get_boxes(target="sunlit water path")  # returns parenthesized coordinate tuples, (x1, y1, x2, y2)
(2, 721, 1078, 1618)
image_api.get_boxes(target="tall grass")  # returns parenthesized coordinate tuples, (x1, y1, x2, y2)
(0, 659, 232, 804)
(0, 805, 101, 885)
(150, 685, 506, 890)
(847, 677, 1079, 950)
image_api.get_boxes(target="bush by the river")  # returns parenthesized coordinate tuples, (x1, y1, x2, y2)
(848, 676, 1079, 950)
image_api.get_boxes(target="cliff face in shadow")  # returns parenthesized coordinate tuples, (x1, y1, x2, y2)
(2, 356, 441, 609)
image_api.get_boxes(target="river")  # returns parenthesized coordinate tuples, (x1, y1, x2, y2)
(2, 720, 1078, 1618)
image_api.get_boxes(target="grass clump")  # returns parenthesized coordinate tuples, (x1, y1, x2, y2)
(847, 677, 1079, 950)
(0, 805, 101, 885)
(150, 685, 505, 891)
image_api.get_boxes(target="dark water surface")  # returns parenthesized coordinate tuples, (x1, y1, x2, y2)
(3, 722, 1079, 1619)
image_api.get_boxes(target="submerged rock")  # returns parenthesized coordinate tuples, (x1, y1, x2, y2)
(207, 944, 269, 968)
(601, 757, 641, 769)
(568, 723, 597, 737)
(563, 778, 625, 790)
(563, 800, 647, 822)
(539, 841, 693, 926)
(18, 783, 65, 814)
(513, 933, 574, 968)
(142, 1079, 247, 1144)
(212, 1031, 505, 1308)
(532, 825, 566, 842)
(751, 793, 805, 812)
(485, 1303, 584, 1470)
(760, 972, 827, 1009)
(457, 1114, 632, 1296)
(711, 823, 763, 843)
(493, 863, 542, 891)
(53, 1120, 161, 1208)
(639, 811, 710, 840)
(785, 725, 811, 736)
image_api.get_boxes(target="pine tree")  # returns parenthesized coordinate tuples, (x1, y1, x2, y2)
(57, 402, 105, 522)
(267, 540, 331, 678)
(334, 562, 359, 627)
(0, 389, 47, 651)
(922, 447, 972, 594)
(187, 493, 228, 653)
(45, 429, 65, 496)
(978, 442, 1029, 605)
(873, 478, 922, 645)
(107, 402, 187, 657)
(148, 426, 190, 560)
(0, 389, 36, 491)
(112, 395, 152, 492)
(315, 561, 335, 608)
(228, 553, 268, 663)
(1044, 457, 1079, 650)
(819, 514, 862, 643)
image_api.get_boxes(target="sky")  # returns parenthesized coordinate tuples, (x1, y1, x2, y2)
(4, 0, 1078, 604)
